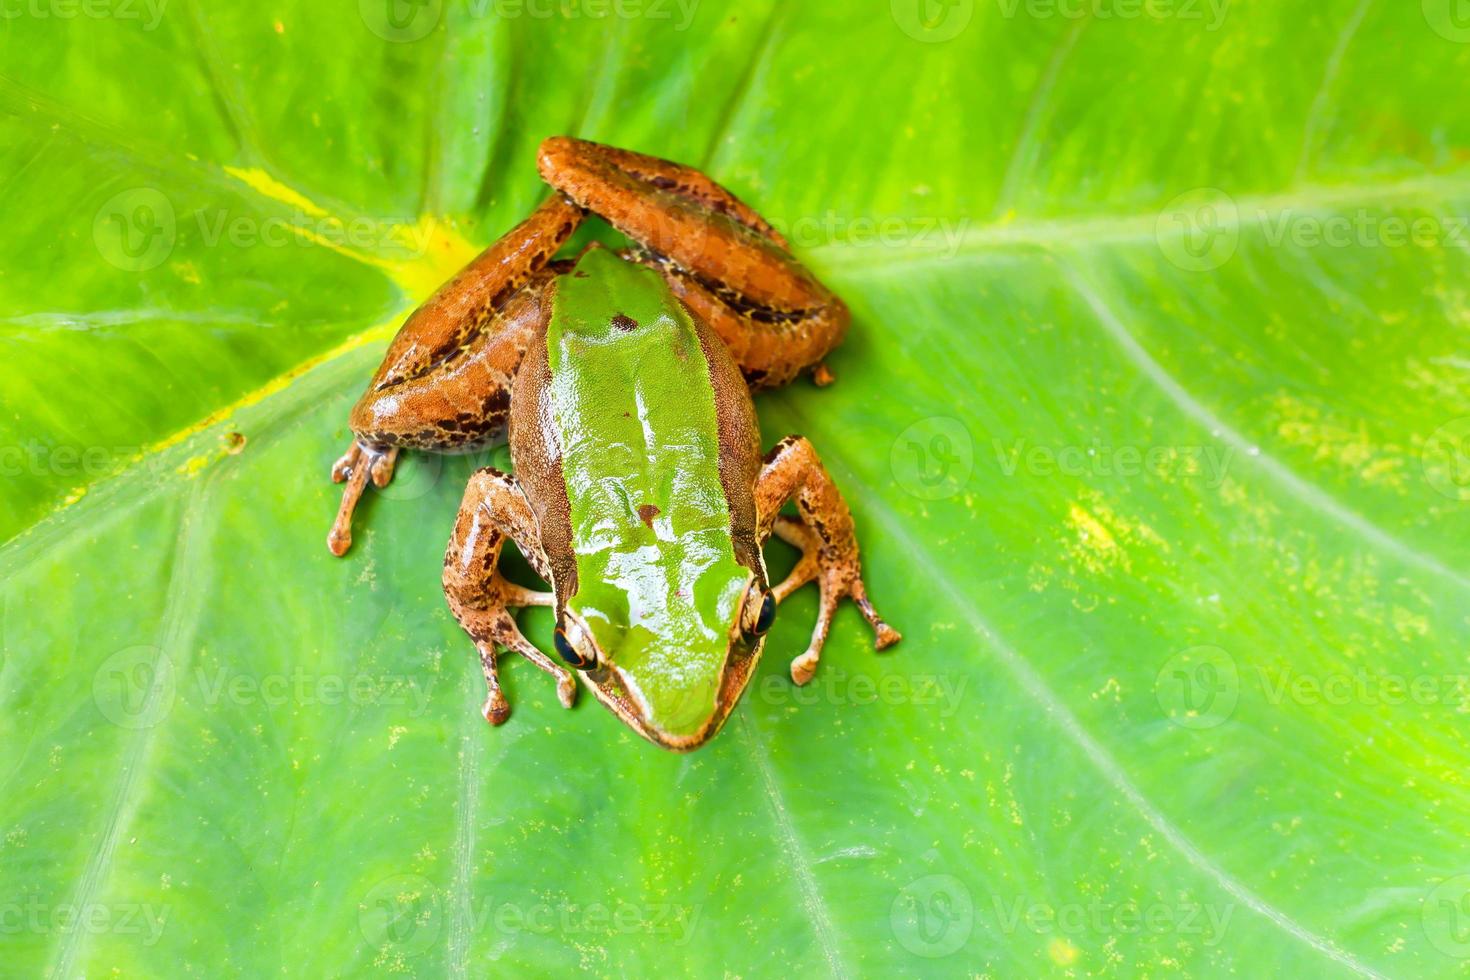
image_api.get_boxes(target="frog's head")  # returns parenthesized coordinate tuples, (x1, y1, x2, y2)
(551, 540, 776, 751)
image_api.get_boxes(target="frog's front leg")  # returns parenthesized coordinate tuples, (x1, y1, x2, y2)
(537, 136, 848, 389)
(328, 194, 584, 555)
(442, 467, 577, 724)
(755, 436, 902, 684)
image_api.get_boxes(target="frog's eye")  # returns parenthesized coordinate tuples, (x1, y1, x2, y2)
(554, 620, 598, 670)
(741, 586, 777, 640)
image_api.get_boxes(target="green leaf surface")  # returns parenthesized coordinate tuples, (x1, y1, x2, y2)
(4, 2, 1470, 976)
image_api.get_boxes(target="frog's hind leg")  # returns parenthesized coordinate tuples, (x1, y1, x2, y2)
(536, 136, 848, 390)
(442, 467, 577, 724)
(755, 436, 901, 685)
(328, 194, 584, 556)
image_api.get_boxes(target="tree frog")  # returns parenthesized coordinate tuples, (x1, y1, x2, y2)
(328, 137, 899, 750)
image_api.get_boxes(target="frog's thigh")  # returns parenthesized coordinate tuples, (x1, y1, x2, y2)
(350, 268, 557, 452)
(755, 436, 901, 684)
(329, 195, 582, 556)
(443, 467, 576, 724)
(537, 136, 848, 389)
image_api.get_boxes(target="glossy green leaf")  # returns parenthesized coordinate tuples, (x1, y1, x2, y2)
(4, 2, 1470, 976)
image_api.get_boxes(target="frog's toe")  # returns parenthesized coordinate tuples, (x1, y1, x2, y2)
(368, 446, 399, 488)
(790, 650, 820, 686)
(851, 582, 901, 651)
(483, 687, 512, 726)
(556, 673, 578, 709)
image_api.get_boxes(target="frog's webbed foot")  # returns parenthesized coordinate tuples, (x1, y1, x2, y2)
(756, 437, 901, 686)
(328, 441, 399, 556)
(443, 468, 577, 724)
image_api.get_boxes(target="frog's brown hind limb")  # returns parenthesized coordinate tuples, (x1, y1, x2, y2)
(443, 468, 577, 724)
(327, 194, 584, 556)
(536, 135, 849, 390)
(755, 436, 901, 685)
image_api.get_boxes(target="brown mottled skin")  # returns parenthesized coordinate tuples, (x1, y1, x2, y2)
(329, 137, 898, 749)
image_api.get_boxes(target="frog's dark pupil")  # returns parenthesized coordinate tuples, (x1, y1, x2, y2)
(752, 591, 777, 636)
(554, 627, 592, 669)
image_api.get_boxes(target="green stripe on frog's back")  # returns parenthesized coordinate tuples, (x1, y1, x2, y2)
(545, 246, 748, 736)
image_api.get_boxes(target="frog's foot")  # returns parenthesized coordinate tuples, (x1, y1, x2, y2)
(756, 437, 901, 686)
(327, 440, 399, 556)
(774, 516, 901, 684)
(443, 468, 577, 724)
(455, 586, 576, 725)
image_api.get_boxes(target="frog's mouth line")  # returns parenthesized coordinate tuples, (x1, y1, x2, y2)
(582, 632, 765, 752)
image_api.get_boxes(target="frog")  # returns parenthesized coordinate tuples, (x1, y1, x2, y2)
(327, 136, 900, 750)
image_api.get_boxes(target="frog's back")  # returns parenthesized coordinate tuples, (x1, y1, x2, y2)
(508, 244, 764, 606)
